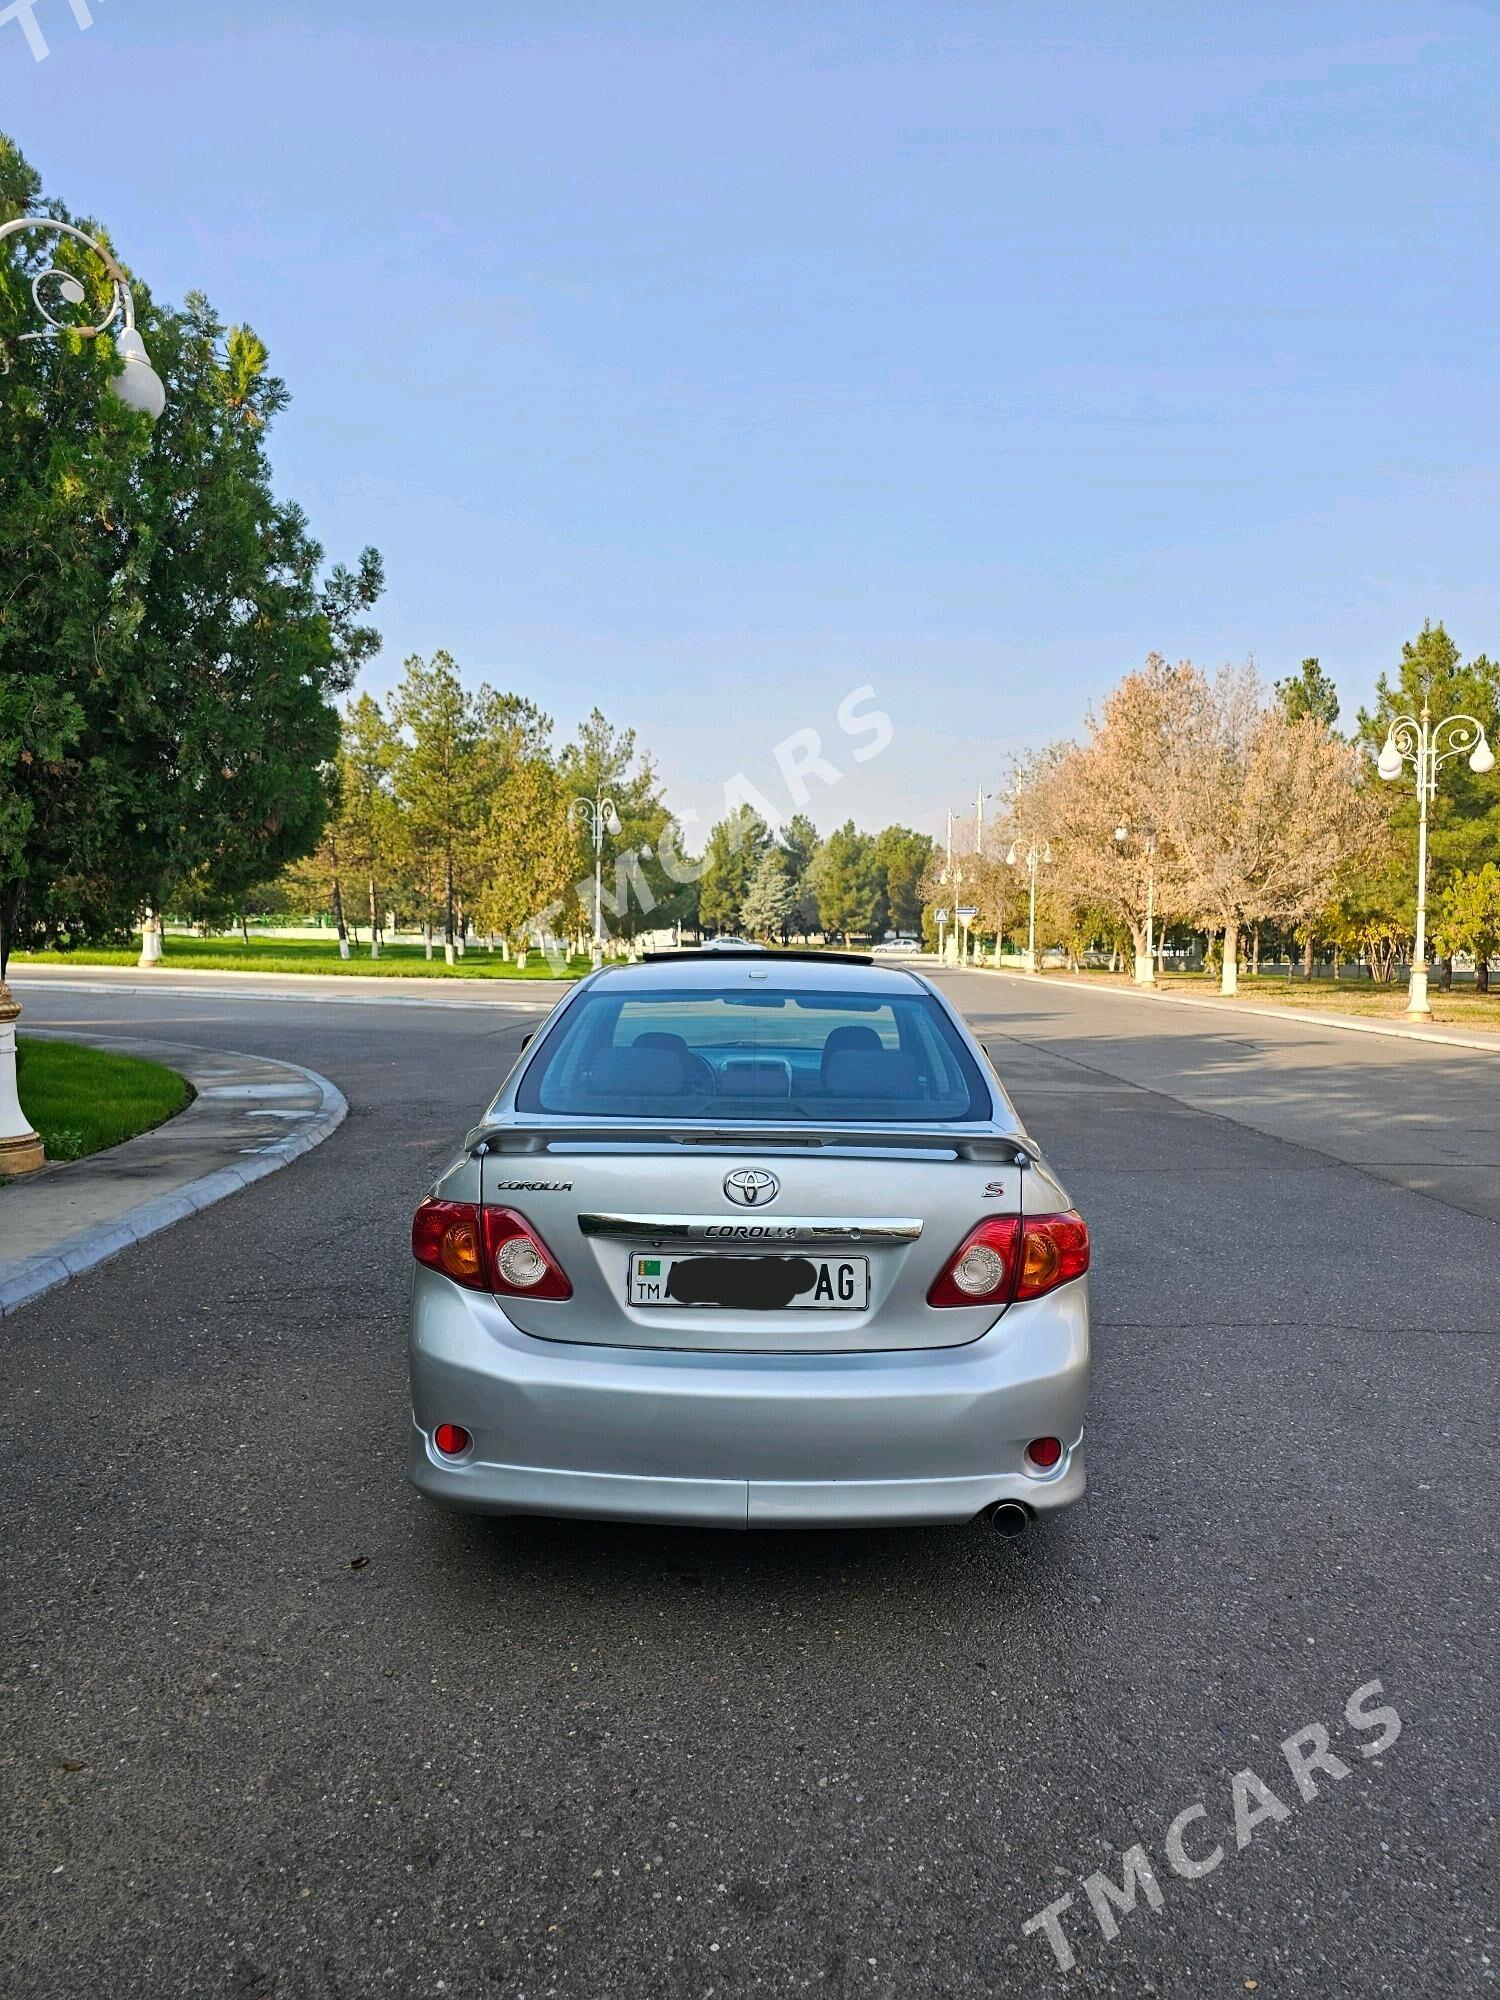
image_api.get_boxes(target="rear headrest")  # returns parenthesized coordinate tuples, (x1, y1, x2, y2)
(820, 1023, 882, 1079)
(822, 1047, 921, 1099)
(586, 1046, 687, 1095)
(634, 1031, 691, 1057)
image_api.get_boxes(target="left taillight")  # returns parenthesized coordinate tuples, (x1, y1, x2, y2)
(412, 1198, 489, 1291)
(411, 1199, 573, 1300)
(481, 1205, 572, 1300)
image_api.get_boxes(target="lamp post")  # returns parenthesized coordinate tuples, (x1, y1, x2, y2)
(0, 216, 168, 420)
(1376, 699, 1495, 1018)
(1006, 839, 1051, 973)
(571, 790, 621, 968)
(0, 217, 167, 1175)
(1113, 822, 1158, 986)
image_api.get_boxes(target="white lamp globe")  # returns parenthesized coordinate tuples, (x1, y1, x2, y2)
(110, 327, 166, 422)
(1376, 739, 1403, 782)
(1469, 737, 1496, 775)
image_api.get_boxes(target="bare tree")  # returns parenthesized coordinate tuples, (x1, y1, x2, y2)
(1158, 664, 1380, 995)
(1011, 658, 1199, 972)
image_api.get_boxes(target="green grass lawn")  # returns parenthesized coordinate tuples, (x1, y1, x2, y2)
(12, 934, 592, 980)
(8, 1040, 192, 1168)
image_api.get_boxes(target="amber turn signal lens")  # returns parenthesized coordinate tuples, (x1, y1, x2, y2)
(439, 1218, 483, 1283)
(1019, 1229, 1062, 1294)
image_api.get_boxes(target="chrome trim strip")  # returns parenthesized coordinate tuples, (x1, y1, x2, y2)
(577, 1213, 925, 1245)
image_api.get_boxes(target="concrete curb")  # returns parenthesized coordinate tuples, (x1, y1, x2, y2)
(959, 962, 1500, 1055)
(0, 1050, 348, 1319)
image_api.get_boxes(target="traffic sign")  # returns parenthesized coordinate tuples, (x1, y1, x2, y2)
(955, 905, 979, 920)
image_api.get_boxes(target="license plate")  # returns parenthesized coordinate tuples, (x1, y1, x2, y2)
(627, 1253, 870, 1311)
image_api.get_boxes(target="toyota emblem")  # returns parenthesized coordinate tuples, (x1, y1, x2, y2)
(723, 1168, 780, 1207)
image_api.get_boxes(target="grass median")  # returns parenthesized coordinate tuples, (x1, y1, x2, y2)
(12, 935, 592, 980)
(7, 1041, 192, 1170)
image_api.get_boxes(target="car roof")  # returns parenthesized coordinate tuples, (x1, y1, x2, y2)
(589, 953, 927, 996)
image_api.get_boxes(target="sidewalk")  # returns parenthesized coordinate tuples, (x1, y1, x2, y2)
(0, 1032, 346, 1316)
(8, 964, 562, 1012)
(948, 961, 1500, 1054)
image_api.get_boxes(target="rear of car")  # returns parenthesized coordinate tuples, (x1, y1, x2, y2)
(406, 954, 1089, 1531)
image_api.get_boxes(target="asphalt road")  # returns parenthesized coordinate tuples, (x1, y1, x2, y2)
(2, 969, 1495, 1999)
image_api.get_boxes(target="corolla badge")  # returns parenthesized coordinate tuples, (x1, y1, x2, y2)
(724, 1168, 780, 1208)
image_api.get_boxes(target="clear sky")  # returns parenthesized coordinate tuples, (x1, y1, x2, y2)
(8, 1, 1500, 842)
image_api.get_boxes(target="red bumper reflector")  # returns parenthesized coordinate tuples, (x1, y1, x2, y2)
(434, 1423, 472, 1458)
(1026, 1435, 1063, 1470)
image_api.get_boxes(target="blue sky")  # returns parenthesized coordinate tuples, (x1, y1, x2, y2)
(9, 1, 1500, 841)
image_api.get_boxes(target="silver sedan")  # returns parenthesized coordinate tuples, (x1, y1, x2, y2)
(406, 951, 1089, 1535)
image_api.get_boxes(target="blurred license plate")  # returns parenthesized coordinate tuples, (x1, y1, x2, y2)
(627, 1253, 870, 1311)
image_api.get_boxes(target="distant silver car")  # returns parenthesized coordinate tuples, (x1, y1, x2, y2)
(407, 951, 1089, 1533)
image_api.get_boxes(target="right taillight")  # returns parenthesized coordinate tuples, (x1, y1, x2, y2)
(928, 1218, 1021, 1307)
(928, 1211, 1089, 1308)
(1014, 1212, 1090, 1299)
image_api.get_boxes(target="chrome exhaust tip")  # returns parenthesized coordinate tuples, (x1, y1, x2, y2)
(989, 1501, 1030, 1538)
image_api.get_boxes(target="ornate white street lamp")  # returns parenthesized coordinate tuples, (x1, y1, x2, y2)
(1113, 822, 1158, 986)
(1006, 838, 1051, 974)
(0, 218, 167, 1173)
(0, 216, 167, 420)
(571, 790, 621, 968)
(0, 984, 45, 1176)
(1376, 700, 1494, 1018)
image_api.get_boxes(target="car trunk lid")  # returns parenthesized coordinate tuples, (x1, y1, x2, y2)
(478, 1124, 1029, 1353)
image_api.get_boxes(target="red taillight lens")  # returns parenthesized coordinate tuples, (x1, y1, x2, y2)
(412, 1198, 489, 1291)
(411, 1199, 573, 1300)
(1015, 1212, 1090, 1300)
(434, 1422, 472, 1457)
(928, 1211, 1089, 1308)
(481, 1206, 573, 1300)
(928, 1218, 1021, 1307)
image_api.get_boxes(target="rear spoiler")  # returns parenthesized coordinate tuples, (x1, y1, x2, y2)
(465, 1121, 1039, 1167)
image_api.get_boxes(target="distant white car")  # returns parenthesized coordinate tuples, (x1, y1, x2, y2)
(699, 936, 767, 951)
(871, 938, 922, 956)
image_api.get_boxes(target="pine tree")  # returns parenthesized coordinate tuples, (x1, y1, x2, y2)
(811, 821, 886, 941)
(1275, 658, 1340, 728)
(390, 652, 483, 956)
(739, 847, 796, 941)
(698, 806, 771, 935)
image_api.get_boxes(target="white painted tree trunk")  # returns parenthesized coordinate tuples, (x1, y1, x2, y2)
(1220, 921, 1240, 996)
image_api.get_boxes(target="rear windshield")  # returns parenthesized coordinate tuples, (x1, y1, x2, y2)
(514, 985, 991, 1123)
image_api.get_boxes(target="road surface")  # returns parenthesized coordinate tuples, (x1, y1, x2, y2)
(2, 968, 1494, 1998)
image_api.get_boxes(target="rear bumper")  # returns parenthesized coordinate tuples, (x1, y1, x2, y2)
(406, 1269, 1089, 1529)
